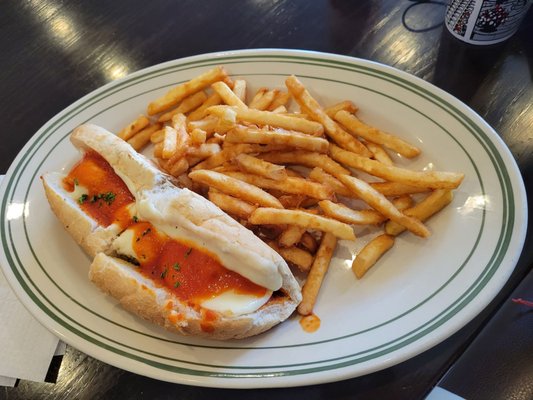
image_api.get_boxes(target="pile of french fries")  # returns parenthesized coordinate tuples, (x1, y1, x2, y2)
(117, 66, 464, 317)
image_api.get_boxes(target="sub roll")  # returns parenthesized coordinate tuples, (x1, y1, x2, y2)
(42, 124, 301, 340)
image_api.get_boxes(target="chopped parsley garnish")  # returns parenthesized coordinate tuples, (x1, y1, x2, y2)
(173, 263, 181, 271)
(160, 268, 168, 279)
(73, 178, 79, 186)
(133, 216, 139, 223)
(185, 248, 193, 258)
(174, 281, 181, 288)
(89, 192, 116, 205)
(102, 192, 116, 204)
(78, 194, 88, 204)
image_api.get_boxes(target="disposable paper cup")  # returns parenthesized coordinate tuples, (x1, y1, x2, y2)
(445, 0, 531, 45)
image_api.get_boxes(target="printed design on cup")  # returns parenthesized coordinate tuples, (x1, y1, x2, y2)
(471, 0, 530, 41)
(475, 1, 510, 32)
(446, 0, 477, 36)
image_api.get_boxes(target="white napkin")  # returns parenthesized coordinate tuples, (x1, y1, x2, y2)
(0, 174, 64, 386)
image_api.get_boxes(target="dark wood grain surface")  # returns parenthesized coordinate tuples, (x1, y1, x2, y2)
(1, 1, 532, 399)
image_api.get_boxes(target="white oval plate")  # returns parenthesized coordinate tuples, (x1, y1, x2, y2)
(0, 49, 527, 388)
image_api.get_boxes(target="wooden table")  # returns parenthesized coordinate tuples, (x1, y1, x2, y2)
(1, 1, 532, 398)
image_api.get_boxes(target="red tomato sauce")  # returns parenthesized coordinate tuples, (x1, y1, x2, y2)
(63, 151, 268, 305)
(63, 151, 134, 228)
(129, 222, 268, 303)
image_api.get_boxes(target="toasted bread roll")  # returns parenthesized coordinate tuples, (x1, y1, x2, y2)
(42, 124, 301, 340)
(89, 253, 299, 340)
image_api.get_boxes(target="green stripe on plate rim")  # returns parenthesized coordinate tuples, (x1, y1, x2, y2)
(0, 54, 514, 378)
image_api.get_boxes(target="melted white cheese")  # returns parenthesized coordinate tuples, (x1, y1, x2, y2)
(200, 290, 272, 316)
(136, 187, 283, 291)
(111, 229, 136, 260)
(69, 183, 88, 201)
(112, 225, 274, 316)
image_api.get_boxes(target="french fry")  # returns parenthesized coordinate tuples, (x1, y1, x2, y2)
(235, 153, 287, 181)
(232, 79, 247, 102)
(297, 232, 337, 315)
(338, 174, 430, 237)
(365, 141, 393, 166)
(212, 81, 248, 110)
(189, 170, 284, 209)
(300, 232, 318, 253)
(153, 141, 163, 158)
(278, 225, 306, 248)
(206, 105, 324, 136)
(318, 200, 386, 225)
(166, 157, 190, 177)
(248, 87, 268, 108)
(249, 208, 355, 241)
(208, 189, 257, 219)
(392, 195, 414, 211)
(325, 101, 358, 119)
(285, 75, 371, 156)
(370, 181, 431, 196)
(149, 128, 165, 144)
(330, 144, 464, 189)
(148, 66, 228, 115)
(260, 150, 350, 177)
(186, 142, 220, 159)
(268, 91, 290, 111)
(385, 189, 453, 236)
(215, 106, 237, 133)
(187, 115, 219, 134)
(352, 234, 395, 279)
(191, 144, 255, 170)
(161, 126, 178, 159)
(282, 112, 310, 119)
(269, 241, 314, 272)
(334, 110, 421, 158)
(224, 171, 334, 200)
(118, 115, 151, 141)
(308, 167, 355, 198)
(285, 168, 304, 178)
(249, 89, 277, 110)
(190, 128, 207, 145)
(212, 162, 241, 173)
(166, 114, 190, 166)
(157, 91, 208, 123)
(271, 105, 288, 113)
(278, 194, 307, 209)
(206, 135, 224, 145)
(126, 123, 161, 151)
(299, 198, 320, 208)
(224, 141, 289, 153)
(225, 125, 329, 153)
(187, 92, 223, 121)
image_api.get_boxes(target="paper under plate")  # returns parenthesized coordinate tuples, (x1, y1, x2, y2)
(0, 49, 527, 388)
